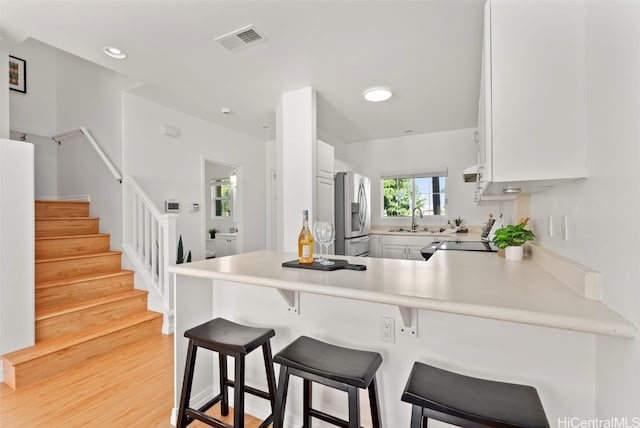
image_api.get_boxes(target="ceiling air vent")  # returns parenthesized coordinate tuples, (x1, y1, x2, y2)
(215, 25, 266, 52)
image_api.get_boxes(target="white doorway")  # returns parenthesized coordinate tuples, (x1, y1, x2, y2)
(201, 157, 243, 259)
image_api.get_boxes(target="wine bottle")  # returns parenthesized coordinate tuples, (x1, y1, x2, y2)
(298, 210, 314, 264)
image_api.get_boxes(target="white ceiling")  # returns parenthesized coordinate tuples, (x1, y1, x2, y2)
(0, 0, 485, 143)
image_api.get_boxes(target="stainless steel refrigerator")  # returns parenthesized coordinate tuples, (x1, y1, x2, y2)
(334, 172, 371, 256)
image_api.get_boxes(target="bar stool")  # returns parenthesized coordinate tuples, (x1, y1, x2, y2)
(401, 361, 549, 428)
(177, 318, 277, 428)
(272, 335, 383, 428)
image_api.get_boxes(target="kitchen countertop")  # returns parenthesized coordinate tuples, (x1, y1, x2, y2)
(370, 226, 484, 240)
(169, 250, 635, 338)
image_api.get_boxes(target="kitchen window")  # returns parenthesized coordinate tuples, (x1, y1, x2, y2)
(381, 171, 447, 217)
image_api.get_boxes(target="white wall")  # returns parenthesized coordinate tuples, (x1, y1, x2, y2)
(7, 38, 127, 250)
(0, 139, 35, 373)
(123, 93, 266, 260)
(345, 128, 514, 229)
(530, 2, 640, 418)
(1, 40, 10, 139)
(8, 38, 58, 198)
(55, 45, 127, 250)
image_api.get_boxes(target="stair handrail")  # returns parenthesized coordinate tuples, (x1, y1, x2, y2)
(122, 175, 177, 332)
(78, 127, 122, 183)
(9, 127, 122, 183)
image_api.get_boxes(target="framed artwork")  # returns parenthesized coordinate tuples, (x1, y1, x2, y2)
(9, 55, 26, 93)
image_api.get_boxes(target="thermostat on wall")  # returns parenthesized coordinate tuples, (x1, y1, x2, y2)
(165, 200, 181, 213)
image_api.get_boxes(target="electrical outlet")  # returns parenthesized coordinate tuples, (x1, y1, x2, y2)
(561, 215, 568, 241)
(547, 216, 553, 237)
(380, 316, 395, 343)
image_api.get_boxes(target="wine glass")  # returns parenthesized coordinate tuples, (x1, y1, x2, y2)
(312, 221, 323, 263)
(317, 221, 335, 266)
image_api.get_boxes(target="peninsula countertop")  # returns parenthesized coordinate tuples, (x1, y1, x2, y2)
(169, 250, 635, 338)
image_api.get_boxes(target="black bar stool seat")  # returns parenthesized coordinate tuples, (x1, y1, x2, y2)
(272, 335, 383, 428)
(177, 318, 278, 428)
(402, 361, 549, 428)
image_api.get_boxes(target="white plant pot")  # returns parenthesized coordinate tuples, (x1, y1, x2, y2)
(505, 246, 524, 261)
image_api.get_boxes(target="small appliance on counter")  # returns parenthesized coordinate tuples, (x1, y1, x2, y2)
(481, 214, 503, 242)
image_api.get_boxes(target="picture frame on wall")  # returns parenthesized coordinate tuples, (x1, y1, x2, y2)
(9, 55, 26, 93)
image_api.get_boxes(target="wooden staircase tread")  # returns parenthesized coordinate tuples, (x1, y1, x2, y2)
(35, 233, 110, 241)
(36, 289, 148, 320)
(35, 270, 134, 289)
(2, 311, 163, 365)
(35, 251, 122, 264)
(35, 216, 99, 220)
(35, 200, 89, 204)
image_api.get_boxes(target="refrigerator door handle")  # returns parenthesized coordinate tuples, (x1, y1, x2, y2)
(357, 181, 367, 234)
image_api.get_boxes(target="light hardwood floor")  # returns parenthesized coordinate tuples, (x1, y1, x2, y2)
(0, 333, 264, 427)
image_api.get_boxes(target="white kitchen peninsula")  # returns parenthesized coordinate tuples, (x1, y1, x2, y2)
(169, 250, 634, 426)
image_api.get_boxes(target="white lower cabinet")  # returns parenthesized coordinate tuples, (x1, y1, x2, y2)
(380, 235, 436, 260)
(369, 235, 383, 258)
(382, 244, 426, 260)
(214, 234, 237, 257)
(382, 244, 407, 259)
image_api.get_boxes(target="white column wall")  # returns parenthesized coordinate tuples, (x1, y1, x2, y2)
(0, 138, 35, 378)
(277, 87, 316, 252)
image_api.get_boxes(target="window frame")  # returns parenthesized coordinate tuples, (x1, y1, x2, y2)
(210, 178, 233, 219)
(381, 171, 447, 218)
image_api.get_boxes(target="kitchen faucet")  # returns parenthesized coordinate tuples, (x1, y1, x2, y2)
(411, 207, 423, 231)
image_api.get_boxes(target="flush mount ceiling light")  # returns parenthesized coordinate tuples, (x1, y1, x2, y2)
(103, 46, 127, 59)
(503, 187, 522, 194)
(363, 87, 393, 102)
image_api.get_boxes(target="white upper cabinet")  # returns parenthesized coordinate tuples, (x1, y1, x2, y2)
(316, 140, 334, 180)
(478, 0, 588, 197)
(314, 140, 335, 225)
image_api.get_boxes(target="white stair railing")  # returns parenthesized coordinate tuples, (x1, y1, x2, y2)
(122, 176, 177, 333)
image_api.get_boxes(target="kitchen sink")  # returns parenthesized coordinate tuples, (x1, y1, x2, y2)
(387, 228, 451, 234)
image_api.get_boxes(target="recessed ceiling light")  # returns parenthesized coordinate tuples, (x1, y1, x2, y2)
(363, 87, 393, 102)
(261, 125, 272, 130)
(103, 46, 127, 59)
(403, 130, 414, 134)
(221, 108, 233, 115)
(503, 187, 522, 194)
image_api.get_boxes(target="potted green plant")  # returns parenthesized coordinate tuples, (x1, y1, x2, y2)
(492, 221, 535, 261)
(208, 228, 217, 239)
(176, 235, 192, 264)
